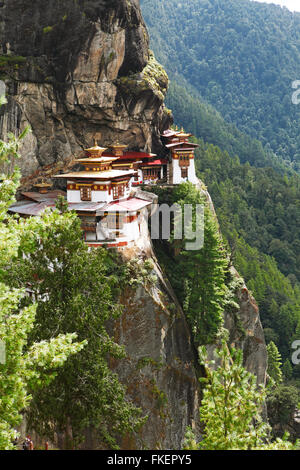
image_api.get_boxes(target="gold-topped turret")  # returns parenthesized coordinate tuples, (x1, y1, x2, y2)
(84, 139, 107, 158)
(33, 180, 52, 194)
(109, 142, 128, 157)
(177, 127, 192, 139)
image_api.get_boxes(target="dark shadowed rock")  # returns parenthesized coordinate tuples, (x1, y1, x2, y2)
(0, 0, 171, 176)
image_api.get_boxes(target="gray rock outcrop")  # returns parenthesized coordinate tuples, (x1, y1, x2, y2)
(0, 0, 171, 177)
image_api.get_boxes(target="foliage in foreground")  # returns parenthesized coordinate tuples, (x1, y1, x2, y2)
(0, 119, 84, 450)
(4, 201, 146, 449)
(0, 284, 85, 450)
(183, 342, 296, 450)
(151, 182, 228, 346)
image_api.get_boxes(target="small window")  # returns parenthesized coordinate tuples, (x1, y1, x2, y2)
(80, 186, 91, 201)
(181, 168, 188, 179)
(179, 154, 190, 167)
(112, 184, 125, 200)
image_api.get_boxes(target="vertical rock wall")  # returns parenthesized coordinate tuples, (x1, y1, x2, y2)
(0, 0, 171, 177)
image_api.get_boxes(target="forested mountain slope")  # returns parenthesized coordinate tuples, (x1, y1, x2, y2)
(141, 0, 300, 172)
(166, 80, 287, 172)
(194, 140, 300, 362)
(141, 0, 300, 369)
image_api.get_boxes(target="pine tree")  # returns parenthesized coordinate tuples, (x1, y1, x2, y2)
(267, 341, 283, 386)
(172, 183, 228, 345)
(282, 359, 293, 381)
(183, 342, 294, 450)
(180, 205, 228, 345)
(5, 205, 145, 449)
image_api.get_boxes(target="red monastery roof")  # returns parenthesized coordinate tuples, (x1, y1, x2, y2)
(99, 197, 152, 213)
(21, 190, 66, 202)
(141, 159, 168, 166)
(103, 151, 156, 160)
(9, 200, 56, 216)
(165, 142, 199, 149)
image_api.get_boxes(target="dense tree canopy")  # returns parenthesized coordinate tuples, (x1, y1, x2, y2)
(3, 203, 145, 449)
(184, 342, 295, 450)
(195, 141, 300, 282)
(194, 140, 300, 362)
(166, 80, 285, 172)
(0, 121, 84, 450)
(140, 0, 300, 370)
(141, 0, 300, 172)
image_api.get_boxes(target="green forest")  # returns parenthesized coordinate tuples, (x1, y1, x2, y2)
(141, 0, 300, 360)
(195, 141, 300, 362)
(141, 0, 300, 438)
(166, 80, 288, 172)
(1, 0, 300, 451)
(141, 0, 300, 172)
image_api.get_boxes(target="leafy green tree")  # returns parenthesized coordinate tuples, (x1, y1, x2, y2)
(5, 204, 145, 449)
(282, 360, 293, 381)
(267, 341, 283, 386)
(266, 385, 299, 439)
(0, 284, 85, 450)
(0, 119, 84, 450)
(151, 183, 228, 346)
(184, 342, 295, 450)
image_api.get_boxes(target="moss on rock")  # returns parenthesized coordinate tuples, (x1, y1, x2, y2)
(117, 50, 168, 101)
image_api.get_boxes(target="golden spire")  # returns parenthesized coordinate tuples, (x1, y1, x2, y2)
(34, 178, 52, 194)
(84, 138, 107, 157)
(109, 141, 127, 156)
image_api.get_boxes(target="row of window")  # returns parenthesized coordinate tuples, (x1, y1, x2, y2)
(79, 183, 127, 201)
(179, 155, 191, 167)
(143, 169, 161, 177)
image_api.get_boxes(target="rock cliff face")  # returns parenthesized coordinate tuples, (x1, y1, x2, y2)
(109, 199, 201, 450)
(109, 200, 267, 450)
(0, 0, 267, 450)
(0, 0, 170, 177)
(206, 268, 267, 385)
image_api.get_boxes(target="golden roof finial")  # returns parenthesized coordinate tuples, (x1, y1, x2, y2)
(34, 179, 52, 194)
(84, 137, 107, 157)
